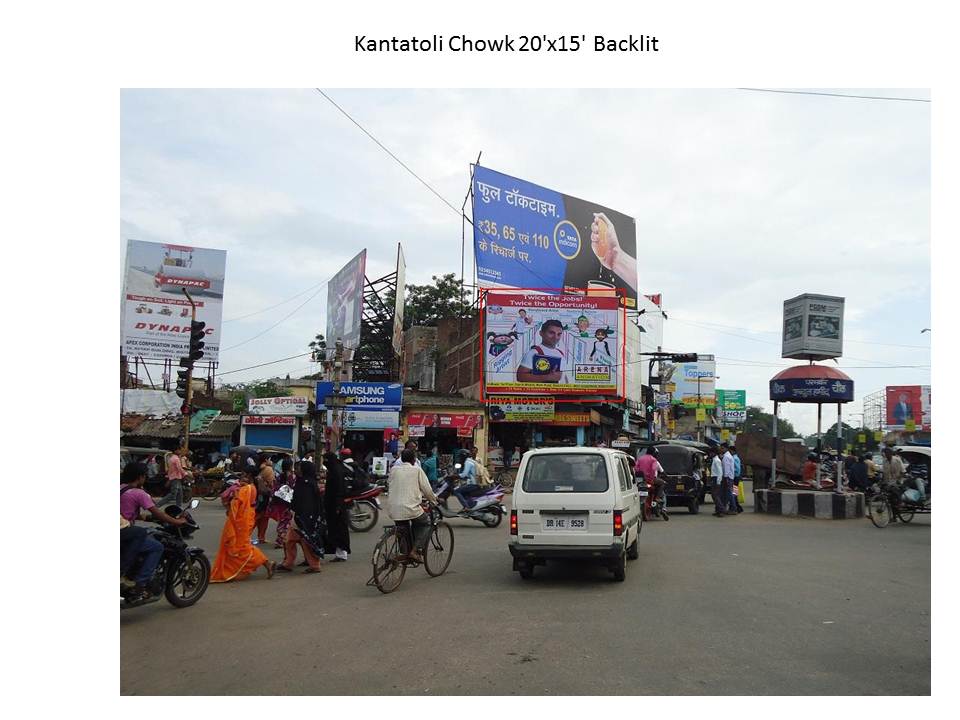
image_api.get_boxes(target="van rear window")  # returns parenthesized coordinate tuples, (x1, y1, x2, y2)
(521, 454, 609, 493)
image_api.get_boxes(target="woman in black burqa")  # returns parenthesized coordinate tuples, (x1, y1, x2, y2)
(277, 460, 325, 573)
(323, 452, 351, 562)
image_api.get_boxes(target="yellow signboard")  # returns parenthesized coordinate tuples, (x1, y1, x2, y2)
(695, 407, 707, 422)
(857, 433, 866, 444)
(668, 419, 676, 430)
(905, 419, 917, 432)
(874, 430, 883, 442)
(721, 429, 730, 441)
(664, 383, 677, 393)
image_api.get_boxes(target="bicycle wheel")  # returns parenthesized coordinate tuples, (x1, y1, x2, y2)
(868, 494, 890, 528)
(371, 530, 406, 593)
(423, 521, 454, 577)
(898, 505, 915, 524)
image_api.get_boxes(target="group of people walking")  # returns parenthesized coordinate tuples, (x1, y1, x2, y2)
(707, 443, 744, 517)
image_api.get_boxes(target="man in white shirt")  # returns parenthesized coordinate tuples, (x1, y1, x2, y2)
(392, 440, 422, 469)
(720, 443, 736, 516)
(517, 319, 569, 384)
(385, 449, 438, 563)
(709, 448, 727, 517)
(511, 309, 532, 336)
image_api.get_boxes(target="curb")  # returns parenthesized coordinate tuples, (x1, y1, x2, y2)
(753, 489, 864, 519)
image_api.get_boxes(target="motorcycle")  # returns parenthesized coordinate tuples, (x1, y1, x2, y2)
(433, 465, 507, 528)
(641, 478, 670, 521)
(345, 483, 383, 532)
(121, 498, 211, 610)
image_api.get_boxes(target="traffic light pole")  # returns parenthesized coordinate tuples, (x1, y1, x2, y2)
(182, 289, 197, 452)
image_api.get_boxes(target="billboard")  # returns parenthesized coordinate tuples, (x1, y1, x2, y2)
(715, 389, 746, 423)
(782, 294, 845, 360)
(247, 396, 308, 416)
(482, 291, 624, 396)
(487, 396, 555, 422)
(671, 355, 716, 408)
(325, 250, 366, 360)
(392, 243, 406, 354)
(885, 385, 931, 431)
(315, 381, 402, 411)
(472, 166, 638, 308)
(122, 240, 227, 362)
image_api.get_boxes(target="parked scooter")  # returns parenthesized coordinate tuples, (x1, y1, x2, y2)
(121, 499, 210, 610)
(433, 464, 507, 528)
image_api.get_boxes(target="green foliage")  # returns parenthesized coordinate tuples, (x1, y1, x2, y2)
(806, 423, 880, 452)
(220, 380, 291, 413)
(384, 272, 474, 329)
(742, 405, 801, 439)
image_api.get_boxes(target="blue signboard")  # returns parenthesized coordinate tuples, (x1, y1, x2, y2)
(315, 382, 403, 411)
(472, 165, 638, 308)
(769, 377, 854, 403)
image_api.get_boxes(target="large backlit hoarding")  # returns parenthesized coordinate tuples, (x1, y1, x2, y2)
(325, 250, 366, 360)
(671, 356, 717, 408)
(121, 240, 226, 362)
(782, 293, 845, 360)
(392, 244, 406, 354)
(885, 385, 931, 431)
(481, 290, 624, 397)
(471, 165, 638, 308)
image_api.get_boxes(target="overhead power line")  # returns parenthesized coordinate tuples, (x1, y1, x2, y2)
(217, 352, 314, 377)
(315, 88, 462, 217)
(221, 283, 327, 352)
(737, 88, 930, 103)
(223, 277, 329, 323)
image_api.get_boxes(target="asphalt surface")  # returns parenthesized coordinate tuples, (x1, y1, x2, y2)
(120, 487, 930, 695)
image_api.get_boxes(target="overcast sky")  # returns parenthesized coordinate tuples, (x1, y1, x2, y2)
(120, 89, 930, 435)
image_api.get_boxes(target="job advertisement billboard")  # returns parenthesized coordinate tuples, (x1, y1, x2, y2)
(782, 293, 845, 360)
(325, 250, 366, 360)
(482, 291, 623, 396)
(121, 240, 227, 362)
(472, 165, 638, 308)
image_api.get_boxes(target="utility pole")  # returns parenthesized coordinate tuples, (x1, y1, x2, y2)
(176, 289, 204, 452)
(327, 339, 345, 452)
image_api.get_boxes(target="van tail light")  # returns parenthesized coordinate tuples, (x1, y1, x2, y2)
(510, 510, 518, 535)
(613, 510, 623, 536)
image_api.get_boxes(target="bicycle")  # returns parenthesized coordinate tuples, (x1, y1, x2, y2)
(866, 483, 925, 528)
(493, 467, 516, 490)
(368, 505, 454, 594)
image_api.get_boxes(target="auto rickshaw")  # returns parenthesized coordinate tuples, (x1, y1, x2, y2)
(636, 441, 709, 514)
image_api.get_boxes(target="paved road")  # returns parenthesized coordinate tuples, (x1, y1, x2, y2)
(121, 490, 930, 695)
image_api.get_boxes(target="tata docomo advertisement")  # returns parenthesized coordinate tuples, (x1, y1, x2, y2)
(121, 240, 226, 362)
(472, 165, 638, 308)
(482, 291, 623, 397)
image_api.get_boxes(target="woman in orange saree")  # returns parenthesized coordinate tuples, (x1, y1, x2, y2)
(211, 471, 276, 582)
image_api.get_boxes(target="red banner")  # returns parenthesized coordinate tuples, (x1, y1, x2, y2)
(242, 415, 296, 426)
(405, 413, 483, 430)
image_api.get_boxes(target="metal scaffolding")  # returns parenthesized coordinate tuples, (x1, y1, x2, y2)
(862, 389, 886, 432)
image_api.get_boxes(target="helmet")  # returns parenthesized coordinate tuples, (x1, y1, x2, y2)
(340, 448, 352, 458)
(648, 447, 659, 458)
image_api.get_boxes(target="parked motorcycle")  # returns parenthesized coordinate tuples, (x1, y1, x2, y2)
(433, 466, 507, 528)
(345, 483, 383, 532)
(121, 498, 210, 610)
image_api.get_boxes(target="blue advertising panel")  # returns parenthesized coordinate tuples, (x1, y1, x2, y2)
(472, 165, 638, 308)
(769, 378, 854, 403)
(315, 382, 403, 411)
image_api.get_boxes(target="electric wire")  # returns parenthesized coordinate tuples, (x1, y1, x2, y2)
(737, 88, 930, 103)
(222, 277, 330, 323)
(221, 283, 327, 351)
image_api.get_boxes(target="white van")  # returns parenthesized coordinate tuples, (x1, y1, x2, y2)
(508, 447, 643, 582)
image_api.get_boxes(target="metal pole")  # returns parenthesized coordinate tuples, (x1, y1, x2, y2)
(836, 403, 843, 492)
(330, 339, 344, 452)
(815, 403, 822, 490)
(182, 289, 197, 452)
(770, 401, 779, 489)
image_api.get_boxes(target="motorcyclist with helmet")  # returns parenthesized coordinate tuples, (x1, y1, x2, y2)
(635, 446, 668, 520)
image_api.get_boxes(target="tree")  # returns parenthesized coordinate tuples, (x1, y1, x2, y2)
(384, 272, 474, 329)
(742, 405, 801, 439)
(220, 380, 291, 413)
(807, 422, 879, 452)
(308, 332, 327, 361)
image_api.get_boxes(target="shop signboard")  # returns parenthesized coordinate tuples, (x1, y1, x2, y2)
(672, 356, 716, 408)
(316, 382, 403, 411)
(655, 392, 671, 409)
(242, 415, 296, 426)
(408, 425, 426, 437)
(874, 430, 884, 442)
(483, 290, 624, 396)
(782, 294, 845, 360)
(542, 412, 591, 426)
(247, 396, 308, 416)
(472, 165, 638, 308)
(857, 433, 866, 443)
(405, 413, 483, 430)
(325, 250, 367, 360)
(885, 385, 930, 431)
(721, 429, 730, 441)
(695, 407, 707, 422)
(488, 395, 555, 422)
(328, 409, 401, 430)
(122, 240, 227, 362)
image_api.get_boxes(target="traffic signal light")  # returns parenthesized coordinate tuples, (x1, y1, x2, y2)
(175, 368, 190, 399)
(670, 353, 698, 363)
(188, 320, 206, 362)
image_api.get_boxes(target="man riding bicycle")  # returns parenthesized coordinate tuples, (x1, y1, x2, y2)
(385, 448, 439, 563)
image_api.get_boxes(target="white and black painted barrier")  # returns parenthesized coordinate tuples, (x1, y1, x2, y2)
(754, 489, 864, 519)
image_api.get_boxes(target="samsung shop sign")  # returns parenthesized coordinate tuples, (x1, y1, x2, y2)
(316, 382, 403, 430)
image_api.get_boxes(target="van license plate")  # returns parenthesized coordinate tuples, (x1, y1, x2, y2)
(675, 484, 684, 491)
(542, 515, 588, 531)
